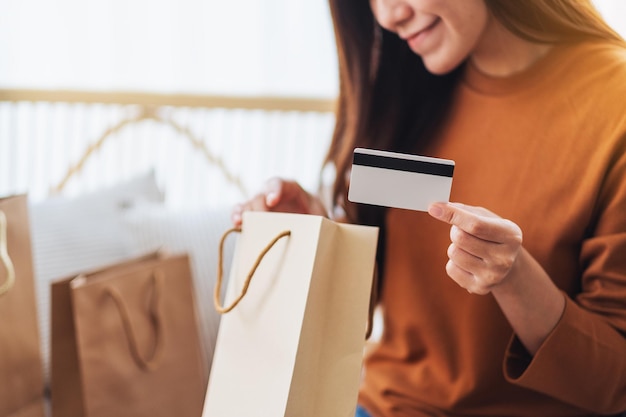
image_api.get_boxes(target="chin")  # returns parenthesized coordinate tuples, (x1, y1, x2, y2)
(421, 51, 465, 75)
(422, 59, 461, 75)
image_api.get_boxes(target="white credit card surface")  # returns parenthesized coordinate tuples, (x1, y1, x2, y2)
(348, 148, 455, 212)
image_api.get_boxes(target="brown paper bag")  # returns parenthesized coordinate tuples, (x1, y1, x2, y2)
(50, 253, 206, 417)
(0, 195, 46, 417)
(203, 212, 379, 417)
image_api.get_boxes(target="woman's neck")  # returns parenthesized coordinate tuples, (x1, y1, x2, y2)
(470, 16, 552, 77)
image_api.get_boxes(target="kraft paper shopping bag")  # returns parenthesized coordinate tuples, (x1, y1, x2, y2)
(203, 211, 379, 417)
(0, 195, 46, 417)
(50, 253, 206, 417)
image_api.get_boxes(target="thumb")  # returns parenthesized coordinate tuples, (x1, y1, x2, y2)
(427, 202, 452, 222)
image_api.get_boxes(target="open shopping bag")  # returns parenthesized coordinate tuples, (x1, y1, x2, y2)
(0, 195, 46, 417)
(202, 212, 379, 417)
(50, 253, 206, 417)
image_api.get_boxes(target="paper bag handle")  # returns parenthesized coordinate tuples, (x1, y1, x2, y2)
(104, 271, 164, 371)
(0, 210, 16, 296)
(215, 227, 291, 314)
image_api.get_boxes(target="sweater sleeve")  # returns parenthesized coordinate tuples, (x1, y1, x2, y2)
(504, 297, 626, 413)
(503, 135, 626, 414)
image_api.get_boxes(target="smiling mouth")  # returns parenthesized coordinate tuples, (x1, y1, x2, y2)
(403, 18, 441, 51)
(404, 17, 441, 44)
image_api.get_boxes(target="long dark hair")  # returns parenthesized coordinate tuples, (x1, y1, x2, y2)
(325, 0, 622, 219)
(323, 0, 624, 288)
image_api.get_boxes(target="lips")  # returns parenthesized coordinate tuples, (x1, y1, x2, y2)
(401, 17, 441, 50)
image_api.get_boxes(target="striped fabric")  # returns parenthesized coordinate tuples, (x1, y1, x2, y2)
(0, 101, 335, 209)
(28, 172, 164, 385)
(122, 203, 235, 375)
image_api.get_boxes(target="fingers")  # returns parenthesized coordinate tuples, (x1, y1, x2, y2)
(428, 202, 522, 244)
(428, 201, 524, 294)
(231, 189, 277, 226)
(231, 178, 326, 226)
(231, 178, 283, 226)
(446, 242, 509, 294)
(264, 178, 308, 209)
(263, 177, 285, 208)
(445, 260, 490, 295)
(230, 202, 250, 226)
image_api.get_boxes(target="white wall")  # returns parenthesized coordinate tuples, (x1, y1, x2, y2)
(0, 0, 339, 97)
(594, 0, 626, 38)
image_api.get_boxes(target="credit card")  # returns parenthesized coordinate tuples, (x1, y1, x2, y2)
(348, 148, 455, 212)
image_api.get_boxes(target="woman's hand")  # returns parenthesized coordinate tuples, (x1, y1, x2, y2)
(428, 201, 565, 354)
(231, 177, 328, 226)
(427, 202, 523, 295)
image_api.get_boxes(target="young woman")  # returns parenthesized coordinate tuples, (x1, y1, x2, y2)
(232, 1, 626, 415)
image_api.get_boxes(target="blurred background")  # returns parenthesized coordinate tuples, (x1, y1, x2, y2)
(1, 0, 622, 95)
(0, 0, 339, 207)
(1, 0, 625, 399)
(0, 0, 338, 97)
(1, 0, 625, 207)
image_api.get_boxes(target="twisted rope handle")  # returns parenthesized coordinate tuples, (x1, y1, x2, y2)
(0, 210, 16, 297)
(214, 227, 291, 314)
(104, 271, 164, 371)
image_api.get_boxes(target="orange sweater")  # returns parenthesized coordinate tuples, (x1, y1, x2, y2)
(359, 41, 626, 417)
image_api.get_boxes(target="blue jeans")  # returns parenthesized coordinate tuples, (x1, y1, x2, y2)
(356, 405, 373, 417)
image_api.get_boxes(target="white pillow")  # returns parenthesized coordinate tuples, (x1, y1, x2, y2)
(29, 171, 164, 386)
(122, 203, 235, 376)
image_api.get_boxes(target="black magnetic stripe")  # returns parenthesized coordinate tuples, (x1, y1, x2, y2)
(353, 152, 454, 177)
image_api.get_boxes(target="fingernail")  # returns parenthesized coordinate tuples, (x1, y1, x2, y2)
(231, 205, 242, 223)
(266, 192, 278, 206)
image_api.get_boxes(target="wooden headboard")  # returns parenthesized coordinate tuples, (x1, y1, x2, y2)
(0, 89, 336, 208)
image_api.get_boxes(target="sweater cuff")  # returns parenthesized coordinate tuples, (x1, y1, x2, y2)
(503, 294, 570, 383)
(503, 295, 626, 413)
